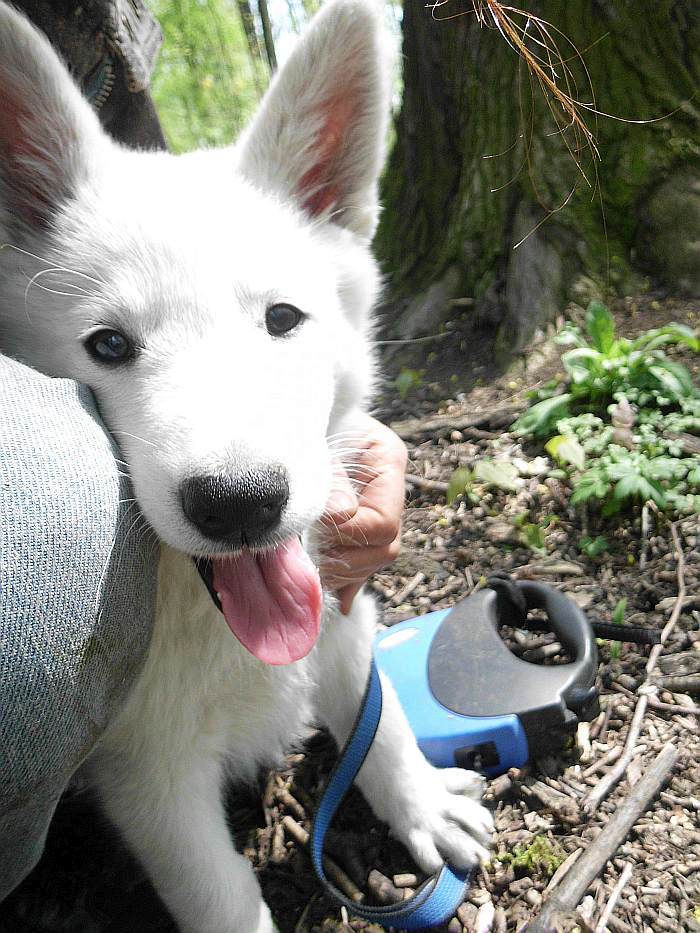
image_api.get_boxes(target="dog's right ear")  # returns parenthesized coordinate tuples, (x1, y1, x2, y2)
(0, 2, 104, 230)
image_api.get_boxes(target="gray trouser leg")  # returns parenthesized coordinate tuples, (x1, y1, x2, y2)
(0, 356, 157, 899)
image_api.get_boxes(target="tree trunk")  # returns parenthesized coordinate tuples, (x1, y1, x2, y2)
(376, 2, 700, 358)
(237, 0, 264, 63)
(257, 0, 277, 72)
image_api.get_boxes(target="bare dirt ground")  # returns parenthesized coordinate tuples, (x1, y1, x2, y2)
(2, 296, 699, 933)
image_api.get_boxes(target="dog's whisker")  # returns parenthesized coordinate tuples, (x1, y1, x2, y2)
(27, 280, 96, 300)
(24, 267, 99, 295)
(111, 430, 159, 450)
(325, 431, 366, 442)
(333, 466, 382, 479)
(0, 242, 61, 266)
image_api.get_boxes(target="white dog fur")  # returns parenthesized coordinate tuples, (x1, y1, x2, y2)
(0, 2, 493, 930)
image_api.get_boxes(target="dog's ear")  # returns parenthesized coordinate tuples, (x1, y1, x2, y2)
(238, 0, 391, 240)
(0, 3, 105, 230)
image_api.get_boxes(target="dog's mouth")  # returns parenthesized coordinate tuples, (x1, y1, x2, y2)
(194, 537, 323, 666)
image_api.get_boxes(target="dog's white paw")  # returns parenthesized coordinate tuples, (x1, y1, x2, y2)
(398, 766, 493, 875)
(440, 766, 487, 800)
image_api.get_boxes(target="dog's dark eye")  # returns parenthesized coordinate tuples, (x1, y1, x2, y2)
(265, 304, 304, 336)
(86, 329, 134, 364)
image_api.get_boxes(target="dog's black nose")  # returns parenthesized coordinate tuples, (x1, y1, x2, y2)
(180, 469, 289, 544)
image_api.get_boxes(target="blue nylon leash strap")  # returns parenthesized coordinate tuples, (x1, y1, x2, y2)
(311, 658, 474, 930)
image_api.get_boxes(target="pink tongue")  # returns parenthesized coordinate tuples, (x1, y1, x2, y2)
(211, 538, 323, 665)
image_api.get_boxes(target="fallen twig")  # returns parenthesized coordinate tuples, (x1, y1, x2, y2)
(649, 696, 700, 717)
(512, 560, 585, 578)
(404, 473, 449, 493)
(584, 522, 686, 814)
(281, 815, 364, 903)
(391, 406, 519, 441)
(593, 862, 633, 933)
(367, 869, 405, 905)
(390, 570, 425, 607)
(655, 673, 700, 694)
(527, 742, 677, 933)
(640, 502, 651, 570)
(584, 688, 653, 814)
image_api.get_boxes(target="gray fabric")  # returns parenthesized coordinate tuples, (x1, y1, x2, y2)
(0, 356, 158, 899)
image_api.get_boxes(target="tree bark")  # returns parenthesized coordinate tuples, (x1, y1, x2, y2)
(257, 0, 277, 72)
(376, 2, 700, 356)
(237, 0, 263, 63)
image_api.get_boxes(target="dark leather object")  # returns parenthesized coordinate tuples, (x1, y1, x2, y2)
(11, 0, 167, 151)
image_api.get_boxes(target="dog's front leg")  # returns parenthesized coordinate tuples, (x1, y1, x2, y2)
(92, 753, 274, 933)
(314, 594, 493, 874)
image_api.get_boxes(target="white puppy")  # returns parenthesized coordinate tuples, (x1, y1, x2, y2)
(0, 2, 492, 930)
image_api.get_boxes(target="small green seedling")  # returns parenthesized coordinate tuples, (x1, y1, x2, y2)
(446, 467, 478, 506)
(519, 523, 546, 554)
(609, 597, 627, 659)
(474, 459, 519, 492)
(579, 535, 608, 559)
(496, 835, 566, 879)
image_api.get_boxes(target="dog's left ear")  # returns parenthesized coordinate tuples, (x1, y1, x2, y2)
(238, 0, 391, 240)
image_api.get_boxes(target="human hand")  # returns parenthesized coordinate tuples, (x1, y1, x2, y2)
(319, 414, 407, 614)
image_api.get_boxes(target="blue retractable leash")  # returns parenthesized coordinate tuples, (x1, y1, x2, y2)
(310, 576, 659, 928)
(311, 575, 607, 930)
(310, 658, 474, 930)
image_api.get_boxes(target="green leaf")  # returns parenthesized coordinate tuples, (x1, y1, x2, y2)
(632, 323, 700, 354)
(545, 435, 586, 471)
(646, 457, 688, 481)
(520, 523, 546, 553)
(613, 474, 666, 508)
(474, 459, 519, 491)
(612, 597, 627, 626)
(647, 365, 686, 401)
(579, 535, 608, 558)
(687, 465, 700, 487)
(648, 359, 695, 398)
(511, 394, 572, 437)
(446, 467, 474, 505)
(570, 472, 611, 504)
(585, 301, 616, 353)
(562, 348, 601, 385)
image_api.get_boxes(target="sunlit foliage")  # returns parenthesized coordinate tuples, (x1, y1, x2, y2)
(149, 0, 268, 153)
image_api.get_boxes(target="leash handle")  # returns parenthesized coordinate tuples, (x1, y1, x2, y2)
(311, 658, 473, 930)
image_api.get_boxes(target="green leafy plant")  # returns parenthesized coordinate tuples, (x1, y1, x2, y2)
(474, 459, 519, 492)
(519, 523, 546, 553)
(545, 433, 585, 470)
(496, 835, 566, 878)
(612, 598, 627, 626)
(512, 301, 699, 438)
(446, 459, 522, 504)
(579, 535, 608, 558)
(513, 511, 547, 552)
(512, 302, 700, 522)
(609, 597, 627, 659)
(446, 467, 477, 506)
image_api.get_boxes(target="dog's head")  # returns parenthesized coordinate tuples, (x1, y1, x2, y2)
(0, 0, 391, 662)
